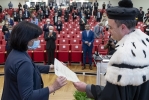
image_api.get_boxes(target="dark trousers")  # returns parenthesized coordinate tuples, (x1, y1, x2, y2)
(97, 18, 101, 22)
(83, 47, 92, 65)
(47, 49, 55, 65)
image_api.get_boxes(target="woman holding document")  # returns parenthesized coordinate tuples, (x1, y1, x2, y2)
(1, 21, 67, 100)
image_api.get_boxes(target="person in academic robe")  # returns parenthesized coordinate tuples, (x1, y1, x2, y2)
(13, 10, 19, 22)
(73, 1, 149, 100)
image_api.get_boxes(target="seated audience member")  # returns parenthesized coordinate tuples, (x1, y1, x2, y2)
(94, 22, 104, 38)
(79, 13, 87, 31)
(1, 21, 67, 100)
(31, 14, 38, 25)
(44, 26, 57, 65)
(44, 7, 50, 18)
(8, 1, 13, 9)
(5, 26, 12, 56)
(4, 12, 9, 21)
(13, 10, 18, 21)
(23, 9, 30, 19)
(43, 19, 53, 33)
(0, 5, 2, 13)
(104, 35, 117, 55)
(56, 18, 62, 34)
(2, 21, 9, 35)
(53, 13, 58, 25)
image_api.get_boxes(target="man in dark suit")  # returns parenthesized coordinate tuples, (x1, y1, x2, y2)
(49, 2, 53, 10)
(73, 2, 77, 10)
(138, 7, 144, 22)
(56, 18, 62, 34)
(72, 10, 77, 21)
(58, 8, 62, 17)
(13, 10, 19, 21)
(44, 26, 57, 65)
(23, 3, 28, 10)
(94, 0, 98, 12)
(23, 9, 30, 19)
(53, 13, 58, 25)
(44, 7, 50, 18)
(43, 19, 53, 33)
(79, 13, 87, 31)
(64, 12, 69, 22)
(82, 24, 94, 70)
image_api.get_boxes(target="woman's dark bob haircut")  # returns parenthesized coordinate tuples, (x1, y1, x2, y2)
(10, 21, 42, 51)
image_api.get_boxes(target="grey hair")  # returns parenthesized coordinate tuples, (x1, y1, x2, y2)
(114, 20, 136, 30)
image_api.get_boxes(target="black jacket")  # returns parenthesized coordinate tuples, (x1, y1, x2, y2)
(44, 32, 57, 50)
(1, 50, 50, 100)
(56, 21, 62, 31)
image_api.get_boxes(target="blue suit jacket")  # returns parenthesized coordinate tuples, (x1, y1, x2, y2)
(2, 50, 50, 100)
(8, 19, 14, 26)
(82, 30, 94, 49)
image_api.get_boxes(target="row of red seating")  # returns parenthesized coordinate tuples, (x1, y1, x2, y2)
(0, 42, 108, 64)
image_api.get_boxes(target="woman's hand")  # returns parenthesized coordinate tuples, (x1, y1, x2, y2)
(49, 76, 67, 93)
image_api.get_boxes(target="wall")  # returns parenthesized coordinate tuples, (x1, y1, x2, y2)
(0, 0, 25, 9)
(132, 0, 148, 14)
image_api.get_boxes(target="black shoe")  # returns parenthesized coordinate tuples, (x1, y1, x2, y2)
(82, 65, 86, 70)
(89, 65, 92, 70)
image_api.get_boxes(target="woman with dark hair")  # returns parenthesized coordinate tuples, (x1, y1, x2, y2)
(1, 21, 67, 100)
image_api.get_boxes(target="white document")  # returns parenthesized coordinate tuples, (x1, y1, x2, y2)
(54, 58, 80, 82)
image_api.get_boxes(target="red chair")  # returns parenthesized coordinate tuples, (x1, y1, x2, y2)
(33, 44, 45, 62)
(40, 39, 46, 45)
(0, 45, 6, 64)
(94, 39, 102, 45)
(57, 44, 70, 63)
(98, 45, 108, 55)
(74, 34, 82, 40)
(59, 38, 69, 44)
(70, 44, 82, 64)
(57, 34, 64, 39)
(2, 39, 6, 45)
(70, 38, 80, 44)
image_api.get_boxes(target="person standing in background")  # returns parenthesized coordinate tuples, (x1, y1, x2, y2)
(94, 22, 104, 38)
(56, 18, 62, 34)
(53, 13, 58, 25)
(94, 0, 98, 12)
(102, 2, 106, 9)
(23, 2, 28, 10)
(8, 1, 13, 9)
(79, 13, 87, 31)
(82, 24, 94, 70)
(107, 1, 111, 8)
(44, 26, 57, 65)
(138, 7, 144, 22)
(31, 14, 38, 25)
(5, 26, 12, 56)
(43, 19, 53, 33)
(0, 5, 2, 13)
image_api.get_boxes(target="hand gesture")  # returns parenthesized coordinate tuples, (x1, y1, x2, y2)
(85, 41, 88, 44)
(49, 64, 54, 70)
(73, 82, 87, 92)
(49, 76, 67, 93)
